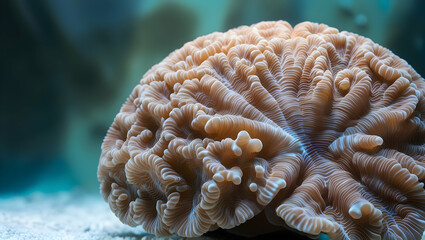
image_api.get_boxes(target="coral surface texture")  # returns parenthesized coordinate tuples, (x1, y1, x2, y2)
(98, 21, 425, 239)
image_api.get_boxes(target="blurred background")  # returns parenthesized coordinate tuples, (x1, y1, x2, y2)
(1, 0, 424, 195)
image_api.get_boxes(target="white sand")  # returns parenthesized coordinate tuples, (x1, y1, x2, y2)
(0, 190, 190, 240)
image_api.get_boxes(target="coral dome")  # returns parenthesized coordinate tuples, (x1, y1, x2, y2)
(98, 21, 425, 239)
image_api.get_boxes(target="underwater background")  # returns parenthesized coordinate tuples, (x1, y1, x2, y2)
(1, 0, 424, 239)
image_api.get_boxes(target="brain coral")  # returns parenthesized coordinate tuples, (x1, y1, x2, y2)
(98, 21, 425, 239)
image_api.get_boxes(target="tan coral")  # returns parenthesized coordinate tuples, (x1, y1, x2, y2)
(98, 21, 425, 239)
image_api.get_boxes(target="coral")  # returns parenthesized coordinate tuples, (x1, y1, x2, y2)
(98, 21, 425, 239)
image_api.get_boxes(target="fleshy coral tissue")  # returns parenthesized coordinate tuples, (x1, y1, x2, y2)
(98, 21, 425, 240)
